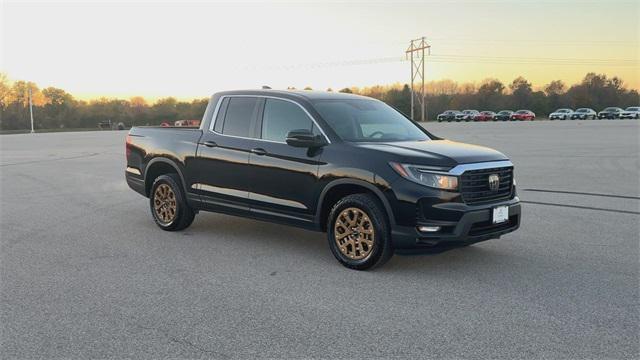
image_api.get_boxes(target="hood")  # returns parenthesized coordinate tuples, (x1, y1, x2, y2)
(354, 139, 508, 167)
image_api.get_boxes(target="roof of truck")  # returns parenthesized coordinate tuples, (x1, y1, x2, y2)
(213, 89, 372, 101)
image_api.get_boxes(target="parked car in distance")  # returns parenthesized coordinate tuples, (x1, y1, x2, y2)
(571, 108, 597, 120)
(125, 90, 521, 270)
(549, 108, 573, 120)
(597, 107, 624, 120)
(511, 110, 535, 121)
(474, 111, 496, 121)
(619, 106, 640, 119)
(455, 110, 480, 122)
(494, 110, 514, 121)
(175, 119, 201, 127)
(437, 110, 461, 122)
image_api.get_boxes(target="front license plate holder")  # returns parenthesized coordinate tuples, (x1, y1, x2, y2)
(492, 206, 509, 224)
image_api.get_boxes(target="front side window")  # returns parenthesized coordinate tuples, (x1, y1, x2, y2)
(313, 99, 429, 142)
(221, 97, 260, 138)
(261, 99, 315, 142)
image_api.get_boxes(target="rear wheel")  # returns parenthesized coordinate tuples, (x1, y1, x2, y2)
(327, 194, 394, 270)
(149, 174, 195, 231)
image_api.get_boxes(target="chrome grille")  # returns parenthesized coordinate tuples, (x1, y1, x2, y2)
(460, 166, 513, 205)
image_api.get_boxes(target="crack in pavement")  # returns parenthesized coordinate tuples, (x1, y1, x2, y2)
(521, 200, 640, 215)
(0, 152, 101, 167)
(522, 188, 640, 200)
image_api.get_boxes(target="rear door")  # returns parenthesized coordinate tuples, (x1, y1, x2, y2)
(247, 97, 325, 224)
(192, 96, 262, 214)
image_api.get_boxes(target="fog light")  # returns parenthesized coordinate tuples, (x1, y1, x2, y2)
(418, 226, 441, 233)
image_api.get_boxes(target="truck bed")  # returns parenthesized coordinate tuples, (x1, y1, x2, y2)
(126, 126, 204, 196)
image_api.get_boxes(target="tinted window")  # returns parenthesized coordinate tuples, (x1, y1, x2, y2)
(262, 99, 314, 142)
(213, 97, 229, 133)
(313, 99, 429, 143)
(221, 97, 260, 137)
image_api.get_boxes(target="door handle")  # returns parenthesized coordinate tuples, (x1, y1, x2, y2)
(251, 147, 267, 156)
(201, 141, 217, 148)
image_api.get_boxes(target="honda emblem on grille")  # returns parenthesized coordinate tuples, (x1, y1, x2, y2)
(488, 174, 500, 191)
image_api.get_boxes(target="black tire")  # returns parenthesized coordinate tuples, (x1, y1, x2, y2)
(149, 174, 196, 231)
(327, 193, 394, 270)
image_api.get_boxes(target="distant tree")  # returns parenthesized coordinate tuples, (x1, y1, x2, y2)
(303, 86, 313, 91)
(477, 79, 505, 110)
(151, 97, 178, 124)
(509, 76, 533, 109)
(544, 80, 566, 111)
(326, 88, 333, 92)
(385, 84, 411, 116)
(0, 73, 10, 111)
(339, 87, 352, 93)
(428, 79, 458, 95)
(41, 87, 76, 128)
(544, 80, 565, 96)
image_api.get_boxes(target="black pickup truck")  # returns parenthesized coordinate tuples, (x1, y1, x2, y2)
(126, 90, 521, 270)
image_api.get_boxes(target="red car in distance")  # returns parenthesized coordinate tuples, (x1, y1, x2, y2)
(474, 111, 496, 121)
(511, 110, 536, 121)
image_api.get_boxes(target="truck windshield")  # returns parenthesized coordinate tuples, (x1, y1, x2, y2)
(313, 99, 429, 142)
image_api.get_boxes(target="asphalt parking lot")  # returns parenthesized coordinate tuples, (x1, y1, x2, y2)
(1, 120, 638, 359)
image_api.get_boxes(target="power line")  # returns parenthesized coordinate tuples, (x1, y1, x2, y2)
(260, 54, 637, 70)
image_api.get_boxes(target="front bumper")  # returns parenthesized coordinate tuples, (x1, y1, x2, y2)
(391, 197, 521, 254)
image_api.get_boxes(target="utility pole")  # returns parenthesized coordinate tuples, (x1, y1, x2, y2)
(28, 86, 35, 133)
(406, 37, 430, 121)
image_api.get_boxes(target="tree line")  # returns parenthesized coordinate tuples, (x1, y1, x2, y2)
(341, 73, 638, 121)
(1, 72, 638, 131)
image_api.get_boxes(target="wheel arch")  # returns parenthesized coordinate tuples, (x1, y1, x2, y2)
(316, 178, 396, 231)
(144, 157, 187, 197)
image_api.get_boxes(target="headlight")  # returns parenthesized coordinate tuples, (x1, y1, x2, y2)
(389, 162, 458, 190)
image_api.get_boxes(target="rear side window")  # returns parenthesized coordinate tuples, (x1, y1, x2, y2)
(213, 98, 229, 133)
(261, 99, 315, 142)
(221, 97, 260, 137)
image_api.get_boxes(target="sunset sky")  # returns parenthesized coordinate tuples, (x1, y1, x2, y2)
(2, 0, 639, 101)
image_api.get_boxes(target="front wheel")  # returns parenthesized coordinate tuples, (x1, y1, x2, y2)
(327, 194, 394, 270)
(149, 174, 196, 231)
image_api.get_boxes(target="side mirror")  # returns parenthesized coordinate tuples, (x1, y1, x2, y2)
(285, 129, 326, 148)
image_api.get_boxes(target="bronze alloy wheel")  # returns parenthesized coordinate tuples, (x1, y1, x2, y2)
(334, 207, 375, 260)
(153, 183, 177, 224)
